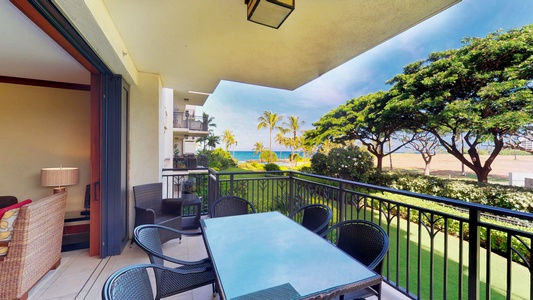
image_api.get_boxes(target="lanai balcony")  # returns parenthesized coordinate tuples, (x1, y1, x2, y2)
(30, 169, 532, 299)
(160, 169, 533, 300)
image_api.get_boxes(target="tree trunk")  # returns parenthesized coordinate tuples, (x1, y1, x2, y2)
(376, 154, 384, 170)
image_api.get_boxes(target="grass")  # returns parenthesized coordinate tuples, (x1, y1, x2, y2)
(373, 211, 531, 299)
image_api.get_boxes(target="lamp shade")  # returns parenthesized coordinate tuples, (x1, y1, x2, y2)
(246, 0, 295, 29)
(41, 167, 79, 187)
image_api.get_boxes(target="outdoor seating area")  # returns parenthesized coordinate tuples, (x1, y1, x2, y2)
(28, 232, 408, 299)
(103, 194, 390, 299)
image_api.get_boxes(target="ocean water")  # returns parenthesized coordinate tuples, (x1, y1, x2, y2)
(231, 151, 304, 163)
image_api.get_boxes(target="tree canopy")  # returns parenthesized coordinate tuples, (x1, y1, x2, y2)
(306, 24, 533, 182)
(388, 24, 533, 182)
(305, 91, 415, 170)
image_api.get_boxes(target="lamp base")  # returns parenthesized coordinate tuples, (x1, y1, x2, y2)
(53, 187, 66, 194)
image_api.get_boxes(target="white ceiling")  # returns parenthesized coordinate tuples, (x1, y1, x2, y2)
(0, 1, 90, 84)
(1, 0, 460, 105)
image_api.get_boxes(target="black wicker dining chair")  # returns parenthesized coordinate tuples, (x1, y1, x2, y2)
(133, 224, 216, 299)
(102, 263, 212, 300)
(210, 195, 256, 217)
(321, 220, 389, 300)
(288, 203, 333, 235)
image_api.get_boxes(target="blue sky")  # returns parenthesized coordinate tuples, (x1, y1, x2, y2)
(199, 0, 533, 151)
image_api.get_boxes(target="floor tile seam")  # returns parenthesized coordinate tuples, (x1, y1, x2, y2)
(74, 255, 111, 300)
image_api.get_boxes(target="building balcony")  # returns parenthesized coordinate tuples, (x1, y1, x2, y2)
(172, 154, 208, 169)
(173, 111, 209, 137)
(30, 169, 532, 299)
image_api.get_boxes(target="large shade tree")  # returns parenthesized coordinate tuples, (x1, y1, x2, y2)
(257, 111, 283, 162)
(388, 24, 533, 182)
(305, 91, 415, 170)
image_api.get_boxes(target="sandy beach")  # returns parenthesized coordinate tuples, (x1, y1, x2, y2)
(386, 153, 533, 180)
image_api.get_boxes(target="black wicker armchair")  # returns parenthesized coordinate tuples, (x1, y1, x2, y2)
(210, 196, 256, 218)
(321, 220, 389, 300)
(102, 263, 211, 300)
(133, 183, 183, 244)
(133, 224, 216, 299)
(288, 203, 333, 236)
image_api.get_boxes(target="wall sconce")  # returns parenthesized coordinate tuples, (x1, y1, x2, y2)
(245, 0, 295, 29)
(41, 166, 79, 194)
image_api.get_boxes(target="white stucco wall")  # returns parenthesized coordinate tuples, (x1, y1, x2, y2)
(162, 88, 174, 169)
(129, 72, 162, 187)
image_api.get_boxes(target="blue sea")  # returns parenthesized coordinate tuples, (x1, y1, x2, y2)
(231, 151, 304, 163)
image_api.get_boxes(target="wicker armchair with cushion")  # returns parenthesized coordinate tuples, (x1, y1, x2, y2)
(288, 203, 333, 236)
(210, 196, 256, 218)
(102, 263, 212, 300)
(133, 224, 216, 299)
(321, 220, 389, 300)
(0, 192, 67, 300)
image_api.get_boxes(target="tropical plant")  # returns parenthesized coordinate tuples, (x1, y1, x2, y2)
(260, 150, 278, 162)
(197, 112, 217, 150)
(222, 129, 237, 155)
(206, 133, 220, 150)
(252, 141, 265, 162)
(257, 111, 283, 162)
(198, 148, 236, 170)
(283, 115, 305, 166)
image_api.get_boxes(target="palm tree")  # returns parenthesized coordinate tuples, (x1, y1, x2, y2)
(222, 129, 237, 153)
(283, 116, 305, 166)
(275, 127, 289, 158)
(206, 133, 220, 150)
(252, 141, 265, 162)
(198, 113, 217, 150)
(257, 111, 283, 162)
(203, 112, 217, 131)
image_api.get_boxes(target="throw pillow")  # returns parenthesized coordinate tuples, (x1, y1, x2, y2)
(0, 208, 21, 258)
(0, 199, 31, 259)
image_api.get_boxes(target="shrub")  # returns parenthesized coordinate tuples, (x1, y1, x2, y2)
(380, 172, 533, 213)
(198, 148, 236, 170)
(310, 152, 328, 175)
(264, 163, 281, 171)
(310, 145, 376, 182)
(260, 150, 278, 162)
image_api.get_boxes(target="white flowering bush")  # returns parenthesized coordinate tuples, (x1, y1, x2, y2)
(311, 145, 375, 182)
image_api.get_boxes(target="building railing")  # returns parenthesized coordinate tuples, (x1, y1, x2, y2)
(173, 111, 208, 131)
(162, 168, 533, 300)
(172, 154, 208, 169)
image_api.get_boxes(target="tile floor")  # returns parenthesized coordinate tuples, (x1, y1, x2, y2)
(28, 234, 408, 300)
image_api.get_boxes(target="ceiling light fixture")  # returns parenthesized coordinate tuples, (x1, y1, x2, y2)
(245, 0, 295, 29)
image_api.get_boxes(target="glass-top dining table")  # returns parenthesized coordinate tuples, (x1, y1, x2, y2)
(201, 211, 381, 300)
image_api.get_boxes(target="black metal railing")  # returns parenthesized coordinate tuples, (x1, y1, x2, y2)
(173, 111, 208, 131)
(162, 168, 533, 300)
(172, 154, 208, 169)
